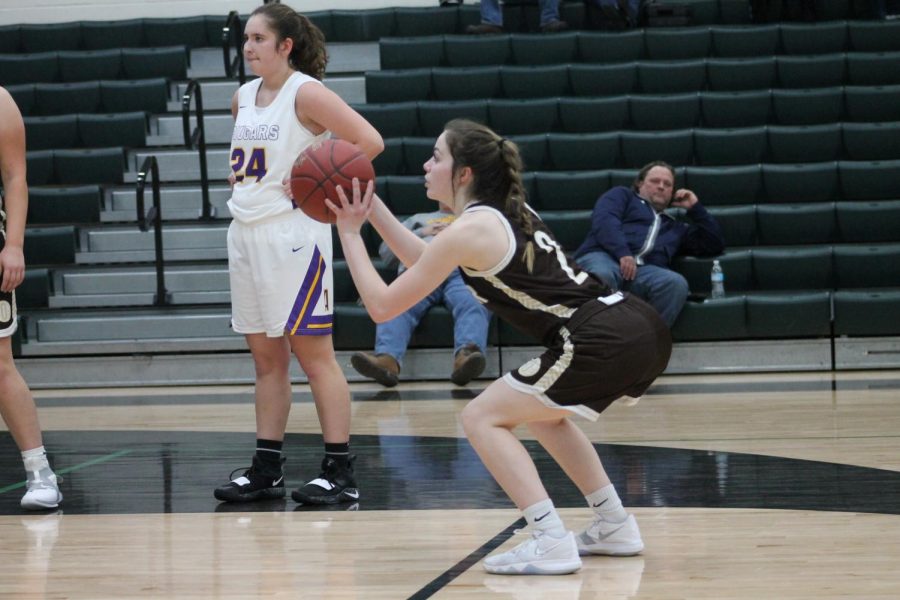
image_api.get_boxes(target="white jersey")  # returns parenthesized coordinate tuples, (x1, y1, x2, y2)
(227, 71, 329, 224)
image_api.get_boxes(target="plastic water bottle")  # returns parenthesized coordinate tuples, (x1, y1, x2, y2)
(710, 259, 725, 299)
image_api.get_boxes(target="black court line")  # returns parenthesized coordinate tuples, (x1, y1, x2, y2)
(31, 377, 900, 408)
(408, 517, 525, 600)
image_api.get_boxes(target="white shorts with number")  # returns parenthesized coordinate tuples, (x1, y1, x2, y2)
(228, 210, 334, 338)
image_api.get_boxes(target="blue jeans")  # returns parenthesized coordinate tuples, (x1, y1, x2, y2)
(480, 0, 561, 26)
(576, 250, 689, 328)
(375, 269, 490, 365)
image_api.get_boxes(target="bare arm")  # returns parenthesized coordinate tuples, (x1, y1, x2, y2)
(295, 82, 384, 160)
(368, 195, 428, 269)
(0, 87, 28, 293)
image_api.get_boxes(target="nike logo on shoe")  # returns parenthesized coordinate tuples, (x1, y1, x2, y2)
(534, 539, 565, 557)
(594, 524, 626, 540)
(272, 476, 284, 486)
(344, 490, 360, 499)
(534, 511, 551, 522)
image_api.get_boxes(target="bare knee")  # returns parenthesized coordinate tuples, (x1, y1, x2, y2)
(253, 350, 290, 379)
(526, 417, 567, 437)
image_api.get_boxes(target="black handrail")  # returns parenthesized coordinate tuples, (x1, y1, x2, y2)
(222, 11, 246, 85)
(135, 156, 171, 307)
(182, 79, 215, 221)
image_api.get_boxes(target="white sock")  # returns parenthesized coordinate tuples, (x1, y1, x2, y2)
(585, 484, 629, 523)
(22, 446, 50, 474)
(523, 499, 567, 538)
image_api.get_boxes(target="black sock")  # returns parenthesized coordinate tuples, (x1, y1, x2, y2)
(325, 442, 350, 468)
(256, 438, 283, 470)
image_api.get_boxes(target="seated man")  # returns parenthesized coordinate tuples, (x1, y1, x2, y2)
(350, 204, 491, 387)
(574, 161, 725, 327)
(466, 0, 568, 34)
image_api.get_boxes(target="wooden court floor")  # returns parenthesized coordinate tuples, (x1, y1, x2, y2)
(1, 370, 899, 599)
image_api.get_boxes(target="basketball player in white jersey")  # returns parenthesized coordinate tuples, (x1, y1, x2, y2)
(0, 86, 62, 510)
(328, 119, 671, 575)
(214, 4, 383, 505)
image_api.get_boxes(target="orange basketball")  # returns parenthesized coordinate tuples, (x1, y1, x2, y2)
(289, 139, 375, 224)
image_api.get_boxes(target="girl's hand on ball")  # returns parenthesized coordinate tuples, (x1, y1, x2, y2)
(328, 178, 374, 235)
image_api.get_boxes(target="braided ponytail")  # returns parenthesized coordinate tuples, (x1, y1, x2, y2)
(251, 4, 328, 80)
(443, 119, 537, 272)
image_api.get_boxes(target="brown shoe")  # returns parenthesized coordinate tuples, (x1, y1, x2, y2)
(450, 344, 486, 386)
(540, 19, 568, 33)
(465, 23, 505, 35)
(350, 352, 400, 387)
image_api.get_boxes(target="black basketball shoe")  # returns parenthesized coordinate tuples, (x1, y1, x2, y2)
(291, 455, 359, 505)
(214, 456, 286, 503)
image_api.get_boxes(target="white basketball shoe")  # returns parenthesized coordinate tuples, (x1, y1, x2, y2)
(484, 529, 582, 575)
(576, 514, 644, 556)
(21, 468, 62, 511)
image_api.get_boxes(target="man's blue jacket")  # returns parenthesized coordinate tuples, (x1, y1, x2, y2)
(574, 186, 726, 267)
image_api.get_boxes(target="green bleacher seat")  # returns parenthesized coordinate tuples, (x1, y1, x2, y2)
(841, 122, 900, 161)
(20, 22, 81, 53)
(395, 7, 459, 37)
(839, 159, 900, 200)
(18, 269, 50, 309)
(432, 66, 501, 101)
(534, 171, 608, 210)
(366, 69, 431, 103)
(746, 292, 831, 338)
(500, 64, 569, 98)
(521, 172, 537, 206)
(833, 244, 900, 288)
(332, 304, 377, 350)
(772, 87, 843, 125)
(35, 81, 102, 116)
(762, 162, 839, 203)
(694, 126, 767, 166)
(538, 210, 591, 252)
(509, 32, 577, 65)
(776, 54, 846, 89)
(670, 295, 747, 341)
(629, 93, 699, 130)
(779, 22, 848, 55)
(707, 205, 757, 247)
(706, 57, 776, 91)
(24, 115, 79, 151)
(674, 249, 753, 294)
(28, 185, 102, 224)
(508, 133, 548, 170)
(710, 25, 778, 57)
(417, 99, 488, 137)
(330, 9, 395, 43)
(443, 35, 510, 67)
(58, 49, 123, 83)
(7, 84, 34, 116)
(488, 98, 558, 136)
(23, 225, 77, 265)
(756, 203, 837, 245)
(621, 130, 693, 169)
(577, 30, 644, 62)
(836, 200, 900, 243)
(80, 19, 144, 50)
(379, 37, 444, 70)
(753, 246, 833, 289)
(0, 53, 59, 86)
(847, 20, 900, 52)
(25, 150, 54, 186)
(383, 175, 429, 214)
(400, 137, 433, 176)
(354, 102, 419, 138)
(700, 90, 772, 127)
(685, 165, 762, 206)
(846, 51, 900, 86)
(569, 63, 636, 96)
(373, 138, 404, 177)
(53, 147, 125, 185)
(834, 290, 900, 336)
(143, 16, 209, 49)
(547, 132, 619, 171)
(0, 25, 21, 53)
(100, 78, 169, 114)
(767, 123, 842, 163)
(644, 27, 711, 60)
(306, 11, 333, 42)
(77, 112, 147, 148)
(121, 46, 187, 80)
(637, 59, 706, 94)
(608, 168, 642, 189)
(843, 84, 900, 122)
(558, 96, 629, 133)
